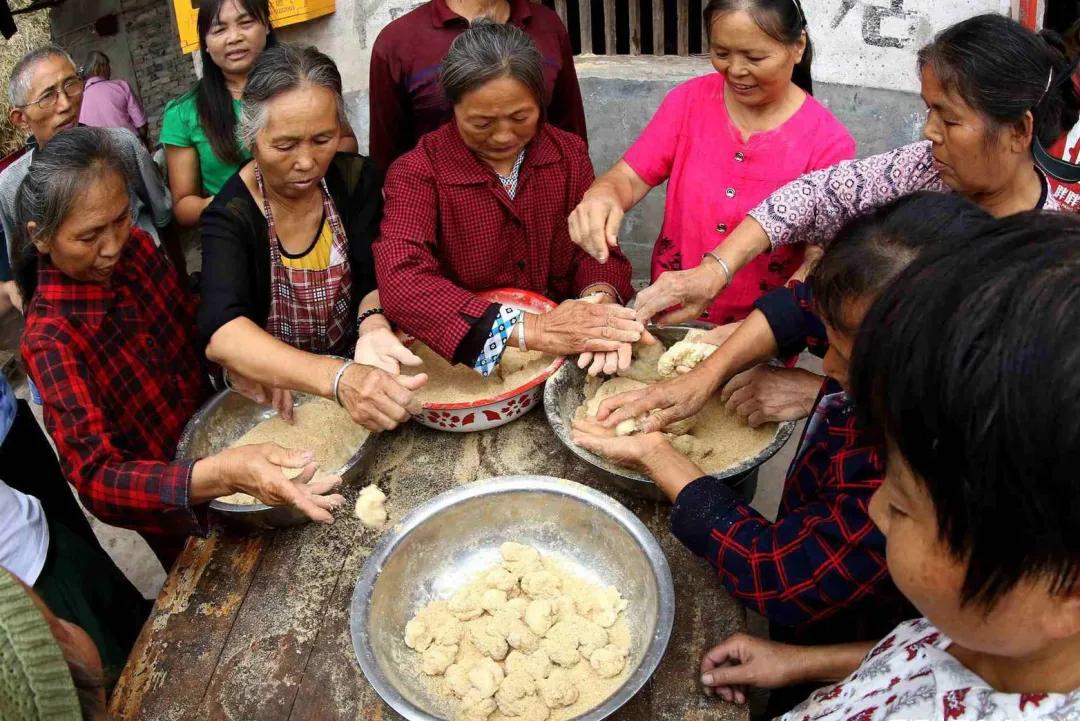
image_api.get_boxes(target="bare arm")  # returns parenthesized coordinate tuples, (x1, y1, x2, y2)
(165, 145, 214, 227)
(567, 160, 654, 263)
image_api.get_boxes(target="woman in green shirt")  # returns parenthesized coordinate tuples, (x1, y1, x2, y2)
(162, 0, 276, 227)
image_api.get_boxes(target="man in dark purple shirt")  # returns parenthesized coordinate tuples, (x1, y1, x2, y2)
(368, 0, 587, 172)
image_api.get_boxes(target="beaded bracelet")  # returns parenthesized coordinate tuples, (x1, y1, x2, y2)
(357, 307, 385, 327)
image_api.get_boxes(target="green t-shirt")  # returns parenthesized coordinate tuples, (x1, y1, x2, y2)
(160, 90, 251, 196)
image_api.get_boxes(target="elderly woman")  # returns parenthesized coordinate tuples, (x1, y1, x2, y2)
(17, 128, 346, 566)
(375, 21, 641, 377)
(199, 44, 424, 430)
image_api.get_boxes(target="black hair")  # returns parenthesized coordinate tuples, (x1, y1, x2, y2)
(703, 0, 813, 95)
(808, 192, 992, 334)
(851, 211, 1080, 608)
(195, 0, 278, 166)
(918, 13, 1080, 149)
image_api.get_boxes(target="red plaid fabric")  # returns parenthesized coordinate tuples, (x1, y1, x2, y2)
(374, 123, 635, 360)
(22, 228, 210, 559)
(258, 167, 355, 355)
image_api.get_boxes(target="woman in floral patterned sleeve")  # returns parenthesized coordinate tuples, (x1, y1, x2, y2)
(633, 14, 1076, 328)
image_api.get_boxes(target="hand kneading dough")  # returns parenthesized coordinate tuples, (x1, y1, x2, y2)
(403, 544, 632, 721)
(617, 340, 666, 383)
(354, 484, 387, 527)
(657, 332, 718, 378)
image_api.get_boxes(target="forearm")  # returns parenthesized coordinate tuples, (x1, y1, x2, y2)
(707, 216, 772, 277)
(639, 437, 708, 502)
(189, 454, 233, 504)
(174, 195, 214, 227)
(788, 641, 874, 683)
(692, 310, 781, 393)
(206, 317, 342, 396)
(357, 290, 392, 335)
(591, 162, 650, 212)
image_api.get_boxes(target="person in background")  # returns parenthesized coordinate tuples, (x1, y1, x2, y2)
(629, 14, 1074, 327)
(16, 128, 346, 568)
(0, 45, 178, 307)
(77, 50, 150, 151)
(0, 567, 112, 721)
(162, 0, 357, 228)
(374, 22, 639, 378)
(698, 212, 1080, 721)
(367, 0, 586, 172)
(574, 192, 991, 715)
(569, 0, 854, 330)
(200, 45, 425, 430)
(1040, 44, 1080, 212)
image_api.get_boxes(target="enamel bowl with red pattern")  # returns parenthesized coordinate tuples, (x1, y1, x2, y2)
(413, 288, 566, 433)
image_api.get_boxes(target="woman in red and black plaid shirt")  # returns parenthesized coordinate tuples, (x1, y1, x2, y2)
(374, 21, 645, 379)
(15, 128, 346, 565)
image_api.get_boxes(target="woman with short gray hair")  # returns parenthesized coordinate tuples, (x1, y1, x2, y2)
(375, 22, 638, 378)
(199, 43, 425, 433)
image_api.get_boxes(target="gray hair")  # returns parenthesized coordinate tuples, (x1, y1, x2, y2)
(14, 127, 132, 299)
(8, 45, 77, 107)
(440, 19, 547, 108)
(80, 50, 110, 79)
(236, 43, 347, 150)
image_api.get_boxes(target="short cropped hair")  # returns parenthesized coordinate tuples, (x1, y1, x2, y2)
(851, 211, 1080, 608)
(440, 19, 547, 110)
(8, 45, 76, 107)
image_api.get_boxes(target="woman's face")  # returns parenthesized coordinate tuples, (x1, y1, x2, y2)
(709, 10, 805, 108)
(30, 167, 132, 285)
(453, 75, 540, 168)
(203, 0, 270, 78)
(253, 84, 341, 200)
(920, 64, 1030, 199)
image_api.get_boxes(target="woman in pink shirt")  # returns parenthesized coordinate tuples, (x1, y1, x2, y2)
(77, 51, 149, 150)
(569, 0, 854, 329)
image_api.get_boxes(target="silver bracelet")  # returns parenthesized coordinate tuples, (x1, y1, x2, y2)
(331, 359, 354, 407)
(517, 313, 528, 352)
(703, 251, 733, 286)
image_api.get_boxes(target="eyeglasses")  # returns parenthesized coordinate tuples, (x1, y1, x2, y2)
(18, 77, 85, 112)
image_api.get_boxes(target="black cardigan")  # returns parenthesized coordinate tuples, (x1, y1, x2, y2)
(197, 153, 382, 348)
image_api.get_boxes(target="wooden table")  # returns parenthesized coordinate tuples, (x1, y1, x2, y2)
(109, 410, 748, 721)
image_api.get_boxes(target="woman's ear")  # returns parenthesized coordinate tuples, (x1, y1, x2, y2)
(1010, 110, 1035, 154)
(793, 30, 807, 64)
(27, 222, 48, 255)
(1040, 586, 1080, 641)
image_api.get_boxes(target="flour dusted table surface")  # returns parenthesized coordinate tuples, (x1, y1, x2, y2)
(109, 411, 749, 721)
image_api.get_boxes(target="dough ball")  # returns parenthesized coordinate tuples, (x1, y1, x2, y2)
(537, 669, 579, 709)
(445, 661, 475, 698)
(505, 649, 552, 682)
(456, 690, 497, 721)
(618, 340, 666, 383)
(501, 543, 543, 576)
(520, 570, 562, 600)
(449, 589, 484, 621)
(505, 597, 530, 619)
(575, 618, 609, 657)
(505, 619, 540, 654)
(495, 672, 544, 718)
(540, 620, 581, 667)
(614, 418, 642, 436)
(467, 657, 505, 698)
(579, 377, 648, 419)
(483, 567, 518, 593)
(670, 433, 714, 465)
(469, 618, 509, 661)
(404, 615, 434, 651)
(657, 339, 717, 378)
(589, 644, 629, 679)
(421, 643, 458, 675)
(578, 586, 628, 628)
(552, 596, 577, 621)
(354, 484, 387, 527)
(434, 617, 464, 647)
(523, 599, 555, 636)
(480, 588, 508, 613)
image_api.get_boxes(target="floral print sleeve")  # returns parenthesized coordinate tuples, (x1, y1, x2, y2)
(748, 141, 949, 249)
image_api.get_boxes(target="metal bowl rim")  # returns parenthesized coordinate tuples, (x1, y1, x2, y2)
(349, 475, 676, 721)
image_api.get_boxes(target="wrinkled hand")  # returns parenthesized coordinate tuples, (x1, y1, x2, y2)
(700, 633, 807, 703)
(530, 299, 645, 357)
(570, 419, 668, 470)
(721, 366, 822, 427)
(575, 294, 655, 376)
(227, 370, 296, 422)
(214, 443, 345, 524)
(595, 368, 716, 433)
(337, 363, 427, 432)
(567, 185, 623, 263)
(354, 325, 422, 375)
(634, 265, 726, 326)
(696, 322, 740, 348)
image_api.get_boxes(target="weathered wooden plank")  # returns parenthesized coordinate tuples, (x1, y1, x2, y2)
(603, 0, 616, 54)
(652, 0, 664, 56)
(554, 0, 568, 28)
(677, 0, 689, 56)
(701, 8, 709, 55)
(578, 0, 593, 54)
(629, 0, 641, 55)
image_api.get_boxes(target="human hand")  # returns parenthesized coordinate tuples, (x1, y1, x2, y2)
(226, 370, 296, 422)
(721, 366, 822, 427)
(336, 363, 427, 431)
(527, 299, 645, 357)
(213, 443, 345, 524)
(567, 185, 623, 263)
(354, 325, 422, 375)
(595, 369, 717, 433)
(570, 419, 670, 470)
(633, 265, 726, 326)
(695, 322, 740, 348)
(574, 293, 655, 376)
(700, 633, 808, 703)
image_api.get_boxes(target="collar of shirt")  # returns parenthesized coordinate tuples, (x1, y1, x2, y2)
(429, 0, 533, 28)
(84, 76, 105, 89)
(434, 123, 561, 188)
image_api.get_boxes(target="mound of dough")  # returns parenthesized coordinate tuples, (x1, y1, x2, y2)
(657, 335, 718, 378)
(354, 484, 387, 527)
(403, 544, 632, 721)
(574, 377, 647, 421)
(402, 342, 553, 405)
(618, 340, 666, 383)
(216, 398, 369, 505)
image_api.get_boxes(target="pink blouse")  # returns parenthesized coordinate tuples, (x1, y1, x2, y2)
(623, 73, 855, 324)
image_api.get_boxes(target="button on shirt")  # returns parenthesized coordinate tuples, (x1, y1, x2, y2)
(22, 228, 210, 556)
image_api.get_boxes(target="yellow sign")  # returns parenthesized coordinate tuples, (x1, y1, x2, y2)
(173, 0, 336, 54)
